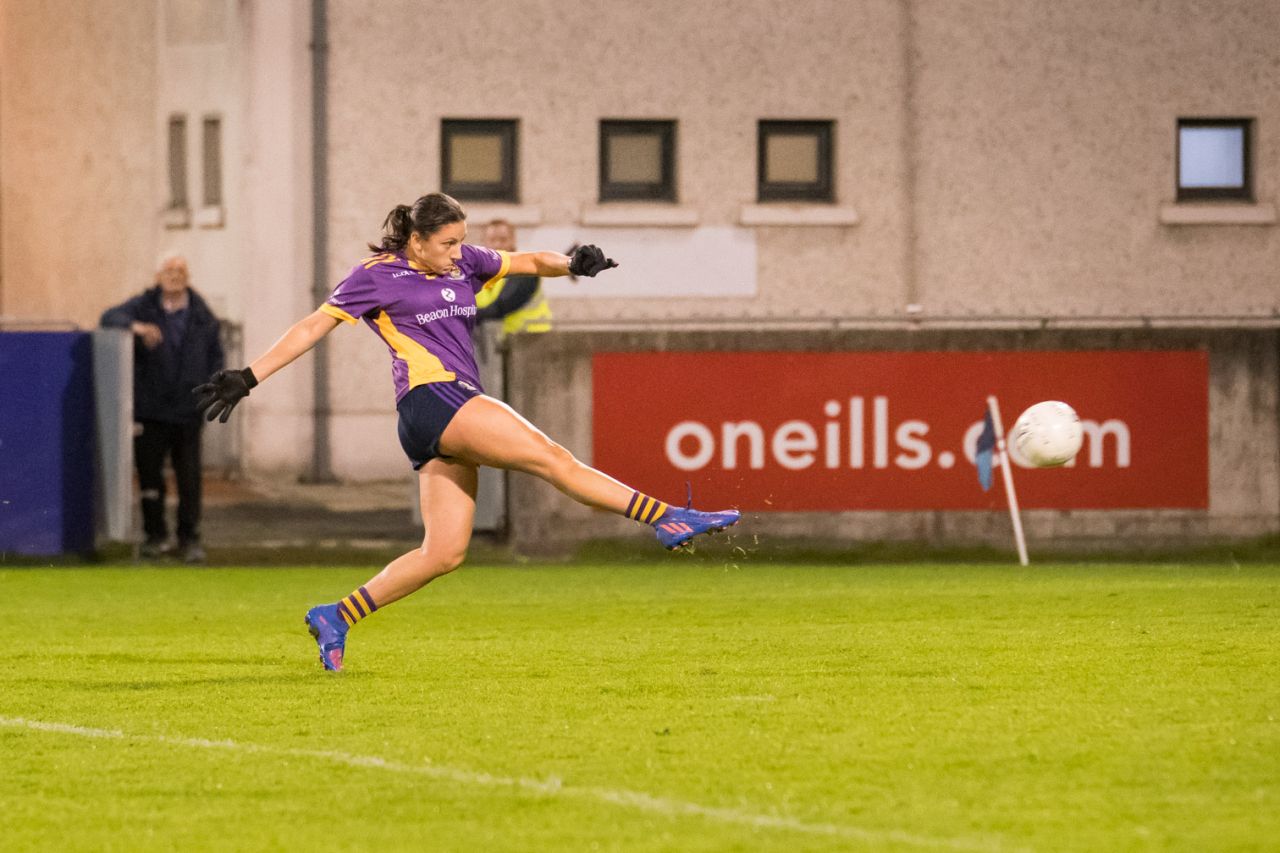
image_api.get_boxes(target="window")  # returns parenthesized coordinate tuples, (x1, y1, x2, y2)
(1177, 118, 1252, 202)
(758, 120, 834, 202)
(202, 116, 223, 207)
(167, 115, 188, 210)
(599, 120, 676, 202)
(441, 119, 518, 202)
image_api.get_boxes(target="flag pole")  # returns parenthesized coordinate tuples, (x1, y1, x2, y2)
(987, 395, 1029, 566)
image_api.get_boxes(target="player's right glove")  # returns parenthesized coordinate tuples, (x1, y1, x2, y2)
(568, 244, 618, 277)
(194, 367, 258, 423)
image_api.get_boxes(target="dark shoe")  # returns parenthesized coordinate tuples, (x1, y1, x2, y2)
(180, 543, 207, 564)
(654, 506, 742, 550)
(140, 539, 172, 559)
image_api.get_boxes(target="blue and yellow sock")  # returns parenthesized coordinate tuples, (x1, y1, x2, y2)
(337, 586, 378, 628)
(624, 491, 670, 525)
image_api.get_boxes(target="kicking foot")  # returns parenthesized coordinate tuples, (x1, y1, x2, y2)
(654, 506, 742, 550)
(304, 604, 349, 672)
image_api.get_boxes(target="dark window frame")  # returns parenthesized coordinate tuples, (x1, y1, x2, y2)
(598, 120, 677, 202)
(757, 120, 835, 203)
(440, 119, 519, 202)
(1176, 117, 1253, 202)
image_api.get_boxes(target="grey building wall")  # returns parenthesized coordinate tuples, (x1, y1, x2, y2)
(910, 0, 1280, 319)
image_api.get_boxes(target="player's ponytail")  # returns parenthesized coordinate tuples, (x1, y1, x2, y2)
(368, 205, 413, 252)
(367, 193, 466, 253)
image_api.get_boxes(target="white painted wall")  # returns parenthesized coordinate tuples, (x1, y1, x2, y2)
(237, 0, 316, 476)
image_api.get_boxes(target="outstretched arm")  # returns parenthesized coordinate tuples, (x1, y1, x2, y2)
(505, 244, 618, 278)
(506, 251, 570, 277)
(196, 309, 341, 422)
(249, 309, 341, 383)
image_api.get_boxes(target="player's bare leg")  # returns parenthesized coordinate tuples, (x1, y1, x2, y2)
(305, 457, 476, 671)
(439, 395, 739, 548)
(364, 457, 478, 606)
(440, 395, 633, 510)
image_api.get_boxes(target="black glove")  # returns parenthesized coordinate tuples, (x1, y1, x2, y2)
(194, 367, 258, 423)
(568, 244, 618, 277)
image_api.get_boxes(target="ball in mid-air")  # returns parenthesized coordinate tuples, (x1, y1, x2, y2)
(1013, 401, 1083, 467)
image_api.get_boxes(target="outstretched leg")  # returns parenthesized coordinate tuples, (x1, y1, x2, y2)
(305, 457, 477, 671)
(442, 395, 630, 511)
(439, 395, 739, 549)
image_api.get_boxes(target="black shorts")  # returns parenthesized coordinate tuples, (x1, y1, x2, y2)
(396, 379, 483, 470)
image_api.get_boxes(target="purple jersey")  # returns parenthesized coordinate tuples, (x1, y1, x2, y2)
(320, 243, 509, 401)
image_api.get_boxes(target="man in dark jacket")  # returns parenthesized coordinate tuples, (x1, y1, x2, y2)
(100, 255, 224, 563)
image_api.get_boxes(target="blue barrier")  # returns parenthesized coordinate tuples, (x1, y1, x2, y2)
(0, 332, 97, 555)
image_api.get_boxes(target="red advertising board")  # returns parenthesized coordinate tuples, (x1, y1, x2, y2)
(592, 351, 1208, 511)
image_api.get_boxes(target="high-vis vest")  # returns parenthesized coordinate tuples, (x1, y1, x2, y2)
(475, 276, 553, 334)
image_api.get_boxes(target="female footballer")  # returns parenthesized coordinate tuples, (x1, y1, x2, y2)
(195, 193, 740, 671)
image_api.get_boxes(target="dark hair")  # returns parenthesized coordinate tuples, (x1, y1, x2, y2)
(367, 192, 466, 253)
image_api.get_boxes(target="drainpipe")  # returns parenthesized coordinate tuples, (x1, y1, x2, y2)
(307, 0, 335, 482)
(899, 0, 921, 310)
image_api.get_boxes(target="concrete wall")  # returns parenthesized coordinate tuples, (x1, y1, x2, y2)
(0, 0, 157, 323)
(910, 0, 1280, 318)
(504, 329, 1280, 555)
(236, 0, 316, 476)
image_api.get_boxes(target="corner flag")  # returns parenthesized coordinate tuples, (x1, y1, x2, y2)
(976, 409, 996, 491)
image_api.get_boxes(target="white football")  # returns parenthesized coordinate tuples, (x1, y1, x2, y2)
(1013, 401, 1083, 467)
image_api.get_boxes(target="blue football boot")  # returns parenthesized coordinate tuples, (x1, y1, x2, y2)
(304, 604, 349, 672)
(654, 506, 742, 550)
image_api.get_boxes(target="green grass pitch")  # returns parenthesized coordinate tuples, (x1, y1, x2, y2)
(3, 561, 1277, 851)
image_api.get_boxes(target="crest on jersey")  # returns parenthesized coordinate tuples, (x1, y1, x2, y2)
(441, 287, 456, 303)
(448, 266, 465, 280)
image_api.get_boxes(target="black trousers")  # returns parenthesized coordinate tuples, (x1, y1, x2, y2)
(135, 419, 203, 545)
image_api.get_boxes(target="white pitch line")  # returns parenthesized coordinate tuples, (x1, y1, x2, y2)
(2, 716, 1014, 852)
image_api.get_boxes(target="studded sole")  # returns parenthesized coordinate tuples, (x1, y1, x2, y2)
(663, 519, 741, 551)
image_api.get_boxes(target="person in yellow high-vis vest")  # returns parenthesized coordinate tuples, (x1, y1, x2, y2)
(475, 219, 552, 334)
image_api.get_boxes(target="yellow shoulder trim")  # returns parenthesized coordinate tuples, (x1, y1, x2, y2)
(480, 250, 511, 291)
(320, 303, 358, 325)
(362, 252, 397, 269)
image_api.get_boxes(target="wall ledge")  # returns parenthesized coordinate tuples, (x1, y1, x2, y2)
(1159, 201, 1276, 226)
(579, 205, 700, 227)
(738, 204, 860, 226)
(195, 205, 224, 229)
(162, 207, 190, 229)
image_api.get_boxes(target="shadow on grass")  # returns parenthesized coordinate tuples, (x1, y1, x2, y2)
(32, 674, 318, 691)
(46, 652, 286, 666)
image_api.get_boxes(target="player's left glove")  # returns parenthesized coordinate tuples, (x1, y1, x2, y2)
(568, 244, 618, 277)
(194, 367, 258, 423)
